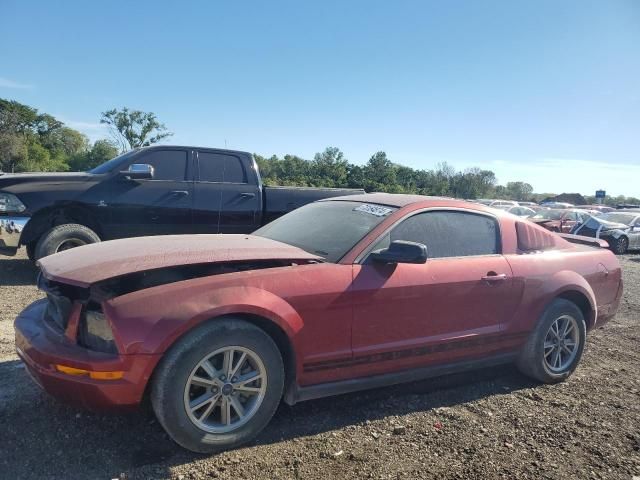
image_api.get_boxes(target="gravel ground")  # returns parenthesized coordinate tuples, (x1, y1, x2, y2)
(0, 249, 639, 480)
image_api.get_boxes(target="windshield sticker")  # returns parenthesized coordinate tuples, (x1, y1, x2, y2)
(354, 204, 394, 217)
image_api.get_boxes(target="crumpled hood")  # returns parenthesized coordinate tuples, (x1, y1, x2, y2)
(38, 234, 322, 288)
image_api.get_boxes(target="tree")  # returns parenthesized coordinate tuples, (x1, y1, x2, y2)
(363, 151, 397, 192)
(69, 139, 119, 171)
(452, 168, 496, 199)
(504, 181, 534, 201)
(310, 147, 348, 187)
(100, 107, 172, 153)
(0, 132, 27, 172)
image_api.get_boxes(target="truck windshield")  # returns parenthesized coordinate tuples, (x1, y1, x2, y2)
(254, 201, 397, 263)
(89, 150, 137, 174)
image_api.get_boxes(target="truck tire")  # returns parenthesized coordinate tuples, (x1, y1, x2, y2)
(151, 318, 284, 453)
(517, 299, 586, 384)
(26, 242, 37, 262)
(34, 223, 100, 260)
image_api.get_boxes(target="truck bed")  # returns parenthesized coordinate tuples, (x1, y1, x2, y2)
(263, 185, 363, 224)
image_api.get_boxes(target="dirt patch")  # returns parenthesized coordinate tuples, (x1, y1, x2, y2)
(0, 249, 639, 479)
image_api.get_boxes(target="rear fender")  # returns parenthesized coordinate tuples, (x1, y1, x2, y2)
(508, 270, 597, 333)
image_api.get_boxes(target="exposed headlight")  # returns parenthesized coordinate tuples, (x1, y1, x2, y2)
(78, 305, 118, 354)
(0, 192, 26, 213)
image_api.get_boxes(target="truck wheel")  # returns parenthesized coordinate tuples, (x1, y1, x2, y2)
(34, 223, 100, 260)
(611, 236, 628, 255)
(26, 242, 37, 262)
(517, 299, 586, 384)
(151, 318, 284, 453)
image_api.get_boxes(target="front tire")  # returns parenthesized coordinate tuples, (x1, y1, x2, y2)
(34, 223, 100, 260)
(151, 318, 284, 453)
(611, 236, 628, 255)
(517, 299, 586, 383)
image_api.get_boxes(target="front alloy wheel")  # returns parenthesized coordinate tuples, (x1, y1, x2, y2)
(151, 318, 284, 453)
(184, 346, 267, 434)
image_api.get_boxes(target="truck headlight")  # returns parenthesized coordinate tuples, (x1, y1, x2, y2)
(0, 193, 26, 213)
(78, 306, 118, 354)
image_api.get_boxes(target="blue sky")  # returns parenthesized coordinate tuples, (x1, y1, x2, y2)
(1, 0, 638, 196)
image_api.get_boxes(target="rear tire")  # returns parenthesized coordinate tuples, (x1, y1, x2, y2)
(517, 299, 586, 383)
(151, 318, 284, 453)
(611, 236, 628, 255)
(34, 223, 100, 260)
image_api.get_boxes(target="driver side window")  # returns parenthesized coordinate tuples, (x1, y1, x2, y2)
(373, 210, 500, 259)
(137, 150, 188, 181)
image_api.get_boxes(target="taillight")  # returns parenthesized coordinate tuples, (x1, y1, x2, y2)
(78, 304, 118, 354)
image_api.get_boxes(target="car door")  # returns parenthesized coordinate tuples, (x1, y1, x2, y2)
(193, 151, 261, 234)
(104, 148, 194, 238)
(348, 209, 520, 379)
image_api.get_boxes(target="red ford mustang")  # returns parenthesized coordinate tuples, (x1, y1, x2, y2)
(15, 194, 623, 453)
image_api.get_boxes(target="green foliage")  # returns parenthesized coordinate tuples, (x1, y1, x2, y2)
(69, 139, 119, 171)
(0, 98, 121, 173)
(101, 107, 172, 153)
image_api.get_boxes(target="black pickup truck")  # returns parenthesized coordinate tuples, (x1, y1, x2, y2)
(0, 145, 363, 260)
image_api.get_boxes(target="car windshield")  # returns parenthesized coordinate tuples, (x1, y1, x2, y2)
(254, 201, 397, 262)
(532, 209, 564, 220)
(88, 150, 137, 174)
(600, 213, 636, 225)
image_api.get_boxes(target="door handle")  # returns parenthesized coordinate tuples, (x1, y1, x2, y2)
(170, 190, 189, 196)
(239, 192, 256, 199)
(481, 272, 508, 282)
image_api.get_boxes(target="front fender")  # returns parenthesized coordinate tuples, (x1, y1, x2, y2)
(105, 285, 303, 356)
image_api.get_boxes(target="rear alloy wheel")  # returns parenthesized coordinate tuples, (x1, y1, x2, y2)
(517, 299, 586, 383)
(151, 318, 284, 453)
(34, 223, 100, 260)
(611, 236, 628, 255)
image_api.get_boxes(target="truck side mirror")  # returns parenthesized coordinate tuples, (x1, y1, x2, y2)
(120, 163, 154, 180)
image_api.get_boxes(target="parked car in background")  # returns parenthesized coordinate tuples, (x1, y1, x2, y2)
(571, 211, 640, 254)
(489, 200, 519, 208)
(530, 209, 591, 233)
(540, 201, 574, 209)
(0, 146, 363, 260)
(491, 204, 536, 218)
(15, 194, 622, 453)
(517, 201, 538, 208)
(506, 206, 537, 218)
(575, 205, 615, 213)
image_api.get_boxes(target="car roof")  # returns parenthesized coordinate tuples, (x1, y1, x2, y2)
(322, 192, 473, 208)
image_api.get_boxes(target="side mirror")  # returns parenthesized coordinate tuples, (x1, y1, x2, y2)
(370, 240, 428, 264)
(120, 163, 154, 180)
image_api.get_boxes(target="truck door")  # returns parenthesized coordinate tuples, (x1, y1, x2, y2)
(105, 148, 194, 239)
(194, 151, 261, 234)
